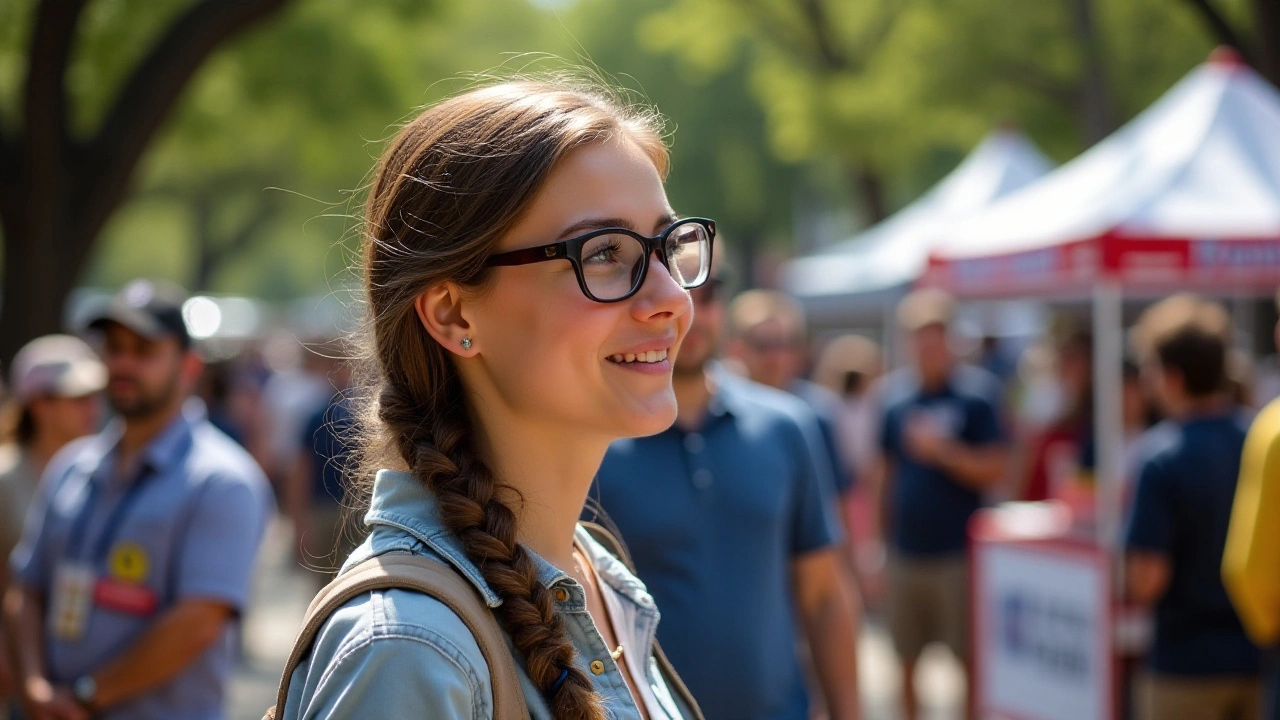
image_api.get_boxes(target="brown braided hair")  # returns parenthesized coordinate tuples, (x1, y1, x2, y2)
(353, 80, 667, 719)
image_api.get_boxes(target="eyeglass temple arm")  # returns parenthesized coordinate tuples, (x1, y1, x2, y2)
(485, 243, 567, 267)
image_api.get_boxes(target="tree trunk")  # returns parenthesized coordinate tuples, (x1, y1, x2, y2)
(193, 193, 218, 292)
(0, 0, 293, 368)
(1256, 0, 1280, 86)
(0, 197, 93, 365)
(855, 167, 889, 225)
(1071, 0, 1113, 143)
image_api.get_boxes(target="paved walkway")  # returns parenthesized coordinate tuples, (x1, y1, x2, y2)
(230, 519, 964, 720)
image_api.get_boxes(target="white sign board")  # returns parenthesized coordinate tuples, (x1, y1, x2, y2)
(974, 540, 1112, 720)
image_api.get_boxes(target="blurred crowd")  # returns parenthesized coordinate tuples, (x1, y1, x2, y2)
(2, 275, 1279, 720)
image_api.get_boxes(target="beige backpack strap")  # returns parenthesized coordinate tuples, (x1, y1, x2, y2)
(264, 551, 530, 720)
(578, 522, 706, 720)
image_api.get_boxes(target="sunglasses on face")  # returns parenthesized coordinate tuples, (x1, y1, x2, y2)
(485, 217, 716, 303)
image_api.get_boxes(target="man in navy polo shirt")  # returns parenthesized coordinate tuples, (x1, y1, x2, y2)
(4, 279, 273, 720)
(1126, 294, 1261, 720)
(873, 288, 1006, 720)
(594, 275, 861, 720)
(725, 289, 857, 497)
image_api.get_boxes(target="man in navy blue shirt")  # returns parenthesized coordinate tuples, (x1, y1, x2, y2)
(595, 274, 862, 720)
(873, 288, 1006, 720)
(1126, 294, 1261, 720)
(725, 289, 857, 497)
(285, 358, 359, 590)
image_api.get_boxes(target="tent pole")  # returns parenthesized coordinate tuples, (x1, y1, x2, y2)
(883, 295, 897, 369)
(1233, 293, 1256, 358)
(1092, 279, 1125, 552)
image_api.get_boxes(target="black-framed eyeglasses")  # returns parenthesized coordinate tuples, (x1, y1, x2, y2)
(485, 217, 716, 303)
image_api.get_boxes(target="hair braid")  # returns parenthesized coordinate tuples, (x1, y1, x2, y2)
(377, 375, 606, 719)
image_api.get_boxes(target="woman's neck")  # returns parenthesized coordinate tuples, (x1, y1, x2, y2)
(470, 407, 611, 573)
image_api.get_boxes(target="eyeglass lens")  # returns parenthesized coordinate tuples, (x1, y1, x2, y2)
(578, 222, 710, 300)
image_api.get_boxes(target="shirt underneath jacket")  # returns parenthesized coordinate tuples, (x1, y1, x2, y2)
(281, 468, 697, 720)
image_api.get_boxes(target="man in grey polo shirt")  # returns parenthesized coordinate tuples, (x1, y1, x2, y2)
(4, 279, 273, 720)
(594, 274, 862, 720)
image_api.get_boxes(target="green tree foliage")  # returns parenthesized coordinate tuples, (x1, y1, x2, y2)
(1, 0, 1257, 355)
(83, 0, 797, 298)
(640, 0, 1225, 223)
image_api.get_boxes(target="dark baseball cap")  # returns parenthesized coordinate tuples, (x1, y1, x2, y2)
(85, 279, 192, 348)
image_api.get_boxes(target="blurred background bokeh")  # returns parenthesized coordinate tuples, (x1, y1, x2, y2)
(2, 0, 1268, 363)
(3, 2, 1280, 719)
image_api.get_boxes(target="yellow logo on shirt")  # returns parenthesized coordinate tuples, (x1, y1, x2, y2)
(108, 542, 150, 583)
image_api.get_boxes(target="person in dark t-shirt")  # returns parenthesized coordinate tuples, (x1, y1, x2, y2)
(872, 288, 1006, 720)
(1125, 293, 1262, 720)
(284, 362, 360, 590)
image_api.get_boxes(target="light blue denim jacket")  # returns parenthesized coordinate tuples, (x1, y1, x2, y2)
(281, 469, 695, 719)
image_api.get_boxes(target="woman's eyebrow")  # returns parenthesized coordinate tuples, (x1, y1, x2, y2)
(555, 217, 635, 239)
(554, 212, 680, 240)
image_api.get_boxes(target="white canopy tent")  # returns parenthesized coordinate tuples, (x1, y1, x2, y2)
(782, 128, 1053, 326)
(924, 49, 1280, 546)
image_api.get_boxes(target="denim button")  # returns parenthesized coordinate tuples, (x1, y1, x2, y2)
(554, 588, 569, 602)
(590, 660, 606, 675)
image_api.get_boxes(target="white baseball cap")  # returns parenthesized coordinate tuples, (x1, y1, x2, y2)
(9, 334, 107, 402)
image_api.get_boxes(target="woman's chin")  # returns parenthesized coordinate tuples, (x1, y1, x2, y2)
(613, 393, 679, 439)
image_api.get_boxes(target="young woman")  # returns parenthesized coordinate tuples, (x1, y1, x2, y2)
(280, 80, 713, 719)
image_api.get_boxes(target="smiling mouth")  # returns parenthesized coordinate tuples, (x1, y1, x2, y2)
(608, 349, 669, 364)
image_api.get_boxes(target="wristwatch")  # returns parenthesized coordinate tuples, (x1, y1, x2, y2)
(72, 675, 98, 709)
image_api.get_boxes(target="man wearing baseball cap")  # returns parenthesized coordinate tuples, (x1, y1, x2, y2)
(0, 334, 106, 715)
(4, 279, 273, 720)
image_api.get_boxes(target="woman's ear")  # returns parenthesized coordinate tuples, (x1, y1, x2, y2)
(414, 282, 478, 357)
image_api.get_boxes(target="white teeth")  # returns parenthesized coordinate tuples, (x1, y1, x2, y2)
(609, 348, 670, 363)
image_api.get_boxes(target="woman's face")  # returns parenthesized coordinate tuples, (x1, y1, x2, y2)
(464, 135, 693, 440)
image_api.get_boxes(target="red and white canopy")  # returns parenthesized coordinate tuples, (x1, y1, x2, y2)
(924, 49, 1280, 298)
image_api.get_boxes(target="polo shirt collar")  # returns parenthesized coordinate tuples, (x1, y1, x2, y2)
(706, 365, 750, 419)
(139, 411, 195, 474)
(74, 410, 195, 483)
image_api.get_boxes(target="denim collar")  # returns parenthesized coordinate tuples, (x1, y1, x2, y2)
(365, 469, 653, 612)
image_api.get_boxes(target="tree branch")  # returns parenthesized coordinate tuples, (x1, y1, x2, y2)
(848, 1, 899, 69)
(736, 0, 827, 70)
(794, 0, 851, 72)
(993, 64, 1078, 108)
(22, 0, 88, 171)
(1182, 0, 1258, 65)
(194, 190, 281, 290)
(78, 0, 292, 242)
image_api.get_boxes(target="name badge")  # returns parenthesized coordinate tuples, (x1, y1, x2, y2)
(94, 577, 158, 616)
(49, 562, 95, 640)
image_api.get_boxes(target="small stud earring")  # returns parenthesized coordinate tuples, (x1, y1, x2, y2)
(461, 337, 472, 350)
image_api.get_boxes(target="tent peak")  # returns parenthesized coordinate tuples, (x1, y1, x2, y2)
(1209, 45, 1247, 69)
